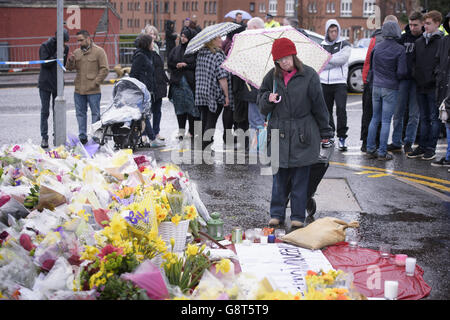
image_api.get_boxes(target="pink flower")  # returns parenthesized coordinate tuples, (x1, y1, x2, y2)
(12, 145, 21, 152)
(98, 244, 124, 259)
(42, 259, 55, 272)
(19, 234, 35, 251)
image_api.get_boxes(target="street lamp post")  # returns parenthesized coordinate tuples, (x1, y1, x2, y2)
(54, 0, 67, 146)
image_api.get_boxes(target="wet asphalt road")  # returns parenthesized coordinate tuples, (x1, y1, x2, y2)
(0, 84, 449, 300)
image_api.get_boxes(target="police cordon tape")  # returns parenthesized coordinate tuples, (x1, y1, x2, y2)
(0, 59, 66, 72)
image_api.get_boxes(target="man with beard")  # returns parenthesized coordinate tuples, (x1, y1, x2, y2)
(66, 30, 108, 144)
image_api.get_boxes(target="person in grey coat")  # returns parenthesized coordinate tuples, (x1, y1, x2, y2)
(258, 38, 332, 229)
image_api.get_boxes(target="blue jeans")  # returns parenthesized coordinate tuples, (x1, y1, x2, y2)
(39, 89, 56, 140)
(144, 117, 156, 141)
(270, 166, 311, 223)
(416, 91, 440, 152)
(367, 86, 398, 156)
(74, 92, 101, 140)
(248, 102, 265, 129)
(392, 80, 419, 146)
(151, 98, 162, 136)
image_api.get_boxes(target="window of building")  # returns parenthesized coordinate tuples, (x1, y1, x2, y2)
(213, 1, 216, 14)
(135, 2, 140, 11)
(341, 28, 349, 38)
(204, 1, 208, 14)
(326, 2, 336, 13)
(259, 3, 266, 13)
(340, 0, 352, 17)
(149, 1, 153, 12)
(395, 0, 407, 13)
(268, 0, 277, 15)
(250, 2, 255, 12)
(285, 0, 295, 16)
(363, 0, 375, 17)
(120, 2, 123, 13)
(307, 2, 318, 14)
(164, 1, 170, 13)
(174, 1, 177, 13)
(120, 18, 123, 30)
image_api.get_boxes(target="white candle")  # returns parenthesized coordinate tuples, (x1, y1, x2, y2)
(260, 235, 268, 244)
(384, 280, 399, 300)
(405, 257, 416, 276)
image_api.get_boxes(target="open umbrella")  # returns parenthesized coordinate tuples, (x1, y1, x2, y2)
(224, 10, 252, 20)
(221, 26, 332, 89)
(185, 22, 242, 55)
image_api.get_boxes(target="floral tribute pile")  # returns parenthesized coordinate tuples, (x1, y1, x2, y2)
(0, 140, 362, 300)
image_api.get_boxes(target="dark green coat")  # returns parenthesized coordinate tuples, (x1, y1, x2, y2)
(258, 64, 332, 168)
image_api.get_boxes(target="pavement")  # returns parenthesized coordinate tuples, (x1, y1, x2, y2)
(0, 70, 119, 88)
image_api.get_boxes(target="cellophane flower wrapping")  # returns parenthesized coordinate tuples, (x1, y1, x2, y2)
(121, 259, 169, 300)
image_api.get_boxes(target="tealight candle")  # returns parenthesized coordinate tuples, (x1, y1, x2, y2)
(384, 280, 399, 300)
(395, 254, 408, 267)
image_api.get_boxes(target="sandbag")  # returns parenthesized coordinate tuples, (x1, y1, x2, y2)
(281, 217, 359, 250)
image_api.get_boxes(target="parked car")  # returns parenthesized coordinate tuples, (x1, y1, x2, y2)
(303, 30, 367, 93)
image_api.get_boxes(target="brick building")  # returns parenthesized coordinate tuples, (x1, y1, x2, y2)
(109, 0, 422, 43)
(0, 0, 121, 68)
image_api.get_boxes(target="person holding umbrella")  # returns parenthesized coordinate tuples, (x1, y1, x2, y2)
(194, 36, 234, 150)
(258, 38, 332, 229)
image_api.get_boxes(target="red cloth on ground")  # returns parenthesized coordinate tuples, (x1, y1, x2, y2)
(322, 242, 431, 300)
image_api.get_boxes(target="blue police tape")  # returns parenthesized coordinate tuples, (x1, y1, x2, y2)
(0, 59, 66, 71)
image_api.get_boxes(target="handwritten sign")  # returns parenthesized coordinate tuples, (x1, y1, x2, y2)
(235, 243, 334, 294)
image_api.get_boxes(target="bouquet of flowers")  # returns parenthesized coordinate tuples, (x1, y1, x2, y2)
(162, 240, 212, 294)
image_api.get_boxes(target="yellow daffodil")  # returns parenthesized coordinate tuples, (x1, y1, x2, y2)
(170, 237, 175, 248)
(215, 258, 231, 274)
(171, 214, 182, 226)
(185, 243, 199, 257)
(80, 245, 100, 261)
(184, 205, 198, 220)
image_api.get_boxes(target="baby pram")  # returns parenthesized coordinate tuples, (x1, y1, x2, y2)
(93, 77, 151, 150)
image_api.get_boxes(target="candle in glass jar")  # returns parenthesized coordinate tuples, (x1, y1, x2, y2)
(384, 280, 399, 300)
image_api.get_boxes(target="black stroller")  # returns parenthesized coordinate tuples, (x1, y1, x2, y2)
(93, 77, 151, 150)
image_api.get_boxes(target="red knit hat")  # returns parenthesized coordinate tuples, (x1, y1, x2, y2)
(271, 38, 297, 61)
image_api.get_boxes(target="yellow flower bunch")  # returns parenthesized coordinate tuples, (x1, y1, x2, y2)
(303, 287, 350, 300)
(305, 269, 345, 289)
(257, 290, 302, 300)
(184, 205, 198, 220)
(114, 186, 135, 199)
(80, 245, 100, 261)
(215, 258, 231, 275)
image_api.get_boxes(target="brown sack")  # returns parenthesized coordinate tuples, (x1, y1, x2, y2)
(281, 217, 359, 250)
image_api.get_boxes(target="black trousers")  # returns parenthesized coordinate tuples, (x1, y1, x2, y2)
(199, 104, 234, 147)
(176, 113, 199, 136)
(361, 84, 380, 146)
(321, 83, 348, 139)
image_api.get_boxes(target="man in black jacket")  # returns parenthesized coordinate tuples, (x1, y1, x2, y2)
(389, 12, 424, 154)
(408, 10, 443, 161)
(38, 29, 69, 148)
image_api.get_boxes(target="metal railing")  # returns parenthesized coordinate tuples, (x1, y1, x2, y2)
(0, 34, 135, 70)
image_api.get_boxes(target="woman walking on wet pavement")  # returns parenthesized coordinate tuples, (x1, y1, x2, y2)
(168, 27, 200, 140)
(194, 36, 234, 150)
(258, 38, 332, 229)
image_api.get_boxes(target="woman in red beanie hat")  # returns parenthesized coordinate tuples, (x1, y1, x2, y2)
(257, 37, 332, 229)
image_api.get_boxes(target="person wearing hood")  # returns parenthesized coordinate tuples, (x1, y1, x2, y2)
(38, 29, 69, 149)
(360, 15, 398, 152)
(164, 20, 178, 63)
(129, 34, 165, 148)
(407, 10, 443, 161)
(319, 19, 351, 151)
(388, 11, 424, 154)
(431, 11, 450, 168)
(365, 21, 407, 161)
(168, 27, 200, 140)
